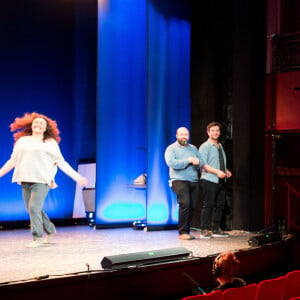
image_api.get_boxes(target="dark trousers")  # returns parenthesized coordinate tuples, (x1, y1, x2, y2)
(200, 179, 226, 231)
(171, 180, 199, 235)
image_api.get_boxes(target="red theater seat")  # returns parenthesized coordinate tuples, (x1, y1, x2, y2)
(255, 276, 286, 300)
(181, 290, 223, 300)
(223, 283, 257, 300)
(284, 270, 300, 300)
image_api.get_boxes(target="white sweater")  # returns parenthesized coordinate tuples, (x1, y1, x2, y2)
(10, 136, 80, 186)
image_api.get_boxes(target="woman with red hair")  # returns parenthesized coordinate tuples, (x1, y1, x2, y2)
(0, 112, 88, 248)
(212, 251, 246, 291)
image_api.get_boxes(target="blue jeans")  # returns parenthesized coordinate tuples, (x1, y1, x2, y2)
(200, 179, 226, 231)
(22, 183, 56, 239)
(171, 180, 199, 235)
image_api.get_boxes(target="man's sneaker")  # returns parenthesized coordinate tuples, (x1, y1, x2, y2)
(190, 227, 201, 231)
(212, 229, 229, 238)
(199, 229, 212, 239)
(179, 233, 195, 240)
(26, 238, 43, 248)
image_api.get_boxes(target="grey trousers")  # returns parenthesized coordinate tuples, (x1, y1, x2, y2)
(22, 182, 56, 239)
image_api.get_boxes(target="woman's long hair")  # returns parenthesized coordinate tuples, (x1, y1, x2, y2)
(10, 112, 61, 143)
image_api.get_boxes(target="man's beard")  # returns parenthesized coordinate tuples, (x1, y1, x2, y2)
(210, 135, 220, 141)
(178, 139, 188, 146)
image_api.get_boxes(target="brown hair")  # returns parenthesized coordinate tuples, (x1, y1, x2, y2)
(207, 121, 222, 132)
(10, 112, 61, 143)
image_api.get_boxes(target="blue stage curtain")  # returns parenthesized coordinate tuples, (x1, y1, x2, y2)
(73, 0, 97, 161)
(0, 0, 89, 221)
(146, 0, 191, 226)
(96, 0, 191, 226)
(96, 0, 148, 224)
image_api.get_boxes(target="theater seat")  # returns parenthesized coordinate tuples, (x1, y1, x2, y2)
(284, 270, 300, 300)
(181, 290, 223, 300)
(223, 283, 257, 300)
(255, 276, 286, 300)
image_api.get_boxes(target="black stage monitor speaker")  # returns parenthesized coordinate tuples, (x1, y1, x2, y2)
(248, 232, 282, 247)
(101, 247, 191, 270)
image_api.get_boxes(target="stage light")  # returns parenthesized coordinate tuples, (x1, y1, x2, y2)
(86, 211, 95, 228)
(132, 220, 147, 230)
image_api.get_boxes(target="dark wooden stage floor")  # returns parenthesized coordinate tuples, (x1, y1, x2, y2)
(0, 225, 296, 299)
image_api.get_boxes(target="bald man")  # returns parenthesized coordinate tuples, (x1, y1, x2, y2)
(165, 127, 204, 240)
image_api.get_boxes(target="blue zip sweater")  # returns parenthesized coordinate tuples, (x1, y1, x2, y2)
(164, 141, 204, 183)
(199, 139, 227, 183)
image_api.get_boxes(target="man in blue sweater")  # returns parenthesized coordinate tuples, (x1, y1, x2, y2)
(165, 127, 204, 240)
(199, 122, 232, 238)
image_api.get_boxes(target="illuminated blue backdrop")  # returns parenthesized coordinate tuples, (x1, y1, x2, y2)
(97, 0, 147, 224)
(0, 0, 96, 222)
(96, 0, 191, 227)
(0, 0, 191, 227)
(146, 0, 191, 226)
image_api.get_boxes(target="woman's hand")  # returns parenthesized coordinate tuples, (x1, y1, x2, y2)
(76, 176, 89, 187)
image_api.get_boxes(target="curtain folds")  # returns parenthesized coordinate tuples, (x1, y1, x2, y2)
(96, 0, 191, 226)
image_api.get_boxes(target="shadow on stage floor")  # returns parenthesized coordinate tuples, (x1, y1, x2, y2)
(0, 225, 296, 299)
